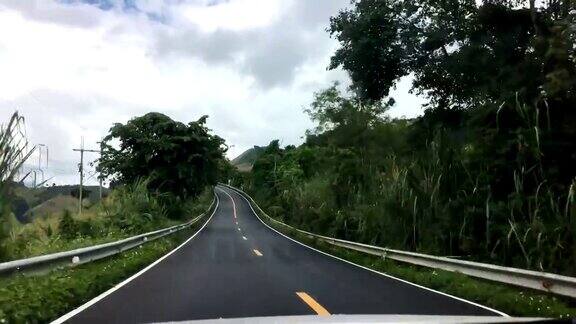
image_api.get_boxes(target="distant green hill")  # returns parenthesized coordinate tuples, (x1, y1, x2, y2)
(10, 183, 109, 223)
(24, 195, 79, 221)
(231, 146, 265, 172)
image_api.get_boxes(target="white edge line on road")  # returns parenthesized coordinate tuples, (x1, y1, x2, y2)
(51, 190, 220, 324)
(222, 185, 510, 318)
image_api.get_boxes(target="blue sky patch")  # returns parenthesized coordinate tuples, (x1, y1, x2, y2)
(59, 0, 170, 23)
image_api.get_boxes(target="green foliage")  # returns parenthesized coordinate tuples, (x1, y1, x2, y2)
(58, 211, 102, 241)
(328, 0, 576, 107)
(98, 112, 226, 201)
(239, 0, 576, 277)
(102, 179, 168, 233)
(248, 202, 576, 317)
(0, 189, 213, 322)
(58, 210, 78, 240)
(0, 112, 35, 260)
(244, 83, 576, 275)
(0, 223, 203, 323)
(3, 186, 213, 262)
(182, 188, 216, 219)
(328, 0, 408, 101)
(292, 223, 576, 318)
(0, 113, 34, 195)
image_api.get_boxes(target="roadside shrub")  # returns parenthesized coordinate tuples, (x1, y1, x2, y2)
(76, 219, 103, 238)
(0, 224, 200, 323)
(247, 95, 576, 275)
(0, 112, 35, 261)
(103, 179, 167, 234)
(3, 221, 39, 260)
(58, 210, 78, 240)
(181, 188, 214, 219)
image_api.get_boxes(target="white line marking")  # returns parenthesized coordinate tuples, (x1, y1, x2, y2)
(242, 236, 247, 240)
(253, 249, 263, 257)
(220, 189, 238, 220)
(237, 227, 241, 231)
(221, 185, 509, 317)
(51, 190, 221, 324)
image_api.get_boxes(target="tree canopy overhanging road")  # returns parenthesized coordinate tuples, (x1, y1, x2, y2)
(61, 186, 502, 323)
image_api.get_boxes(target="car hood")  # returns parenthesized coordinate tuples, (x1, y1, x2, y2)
(152, 314, 552, 324)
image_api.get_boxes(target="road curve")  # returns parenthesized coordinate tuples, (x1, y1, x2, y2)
(61, 186, 502, 323)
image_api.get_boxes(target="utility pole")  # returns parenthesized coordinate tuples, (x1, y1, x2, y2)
(73, 138, 100, 216)
(97, 141, 103, 200)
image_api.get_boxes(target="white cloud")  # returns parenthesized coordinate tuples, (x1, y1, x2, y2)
(0, 0, 424, 186)
(180, 0, 285, 32)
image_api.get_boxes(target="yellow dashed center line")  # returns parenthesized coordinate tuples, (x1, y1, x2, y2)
(253, 249, 263, 256)
(296, 292, 330, 316)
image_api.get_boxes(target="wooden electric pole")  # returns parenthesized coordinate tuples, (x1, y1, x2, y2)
(73, 139, 100, 216)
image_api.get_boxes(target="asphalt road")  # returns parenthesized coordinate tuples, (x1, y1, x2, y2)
(63, 186, 502, 323)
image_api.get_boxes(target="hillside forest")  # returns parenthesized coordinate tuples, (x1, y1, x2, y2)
(231, 0, 576, 276)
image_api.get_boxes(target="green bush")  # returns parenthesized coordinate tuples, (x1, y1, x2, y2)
(102, 179, 168, 234)
(0, 224, 200, 323)
(245, 89, 576, 276)
(259, 207, 576, 318)
(0, 112, 35, 261)
(181, 188, 215, 219)
(58, 210, 78, 240)
(0, 191, 214, 323)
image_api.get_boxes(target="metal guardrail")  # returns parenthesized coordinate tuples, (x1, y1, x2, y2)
(222, 184, 576, 299)
(0, 193, 216, 277)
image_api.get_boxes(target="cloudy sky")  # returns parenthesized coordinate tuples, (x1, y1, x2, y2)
(0, 0, 424, 186)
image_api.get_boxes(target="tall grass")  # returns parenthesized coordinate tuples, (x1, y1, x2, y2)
(3, 181, 216, 261)
(101, 178, 169, 234)
(365, 139, 576, 273)
(248, 100, 576, 275)
(0, 112, 35, 201)
(0, 113, 214, 262)
(357, 111, 575, 273)
(0, 112, 35, 260)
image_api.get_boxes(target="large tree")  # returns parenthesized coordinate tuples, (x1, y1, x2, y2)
(98, 112, 226, 199)
(328, 0, 576, 107)
(329, 0, 576, 193)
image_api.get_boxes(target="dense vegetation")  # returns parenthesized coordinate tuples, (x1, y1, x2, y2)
(234, 0, 576, 276)
(0, 112, 226, 262)
(0, 214, 212, 323)
(0, 111, 221, 321)
(249, 203, 576, 318)
(98, 112, 226, 218)
(0, 113, 35, 261)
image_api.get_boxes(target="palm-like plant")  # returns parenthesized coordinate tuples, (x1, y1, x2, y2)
(0, 112, 35, 259)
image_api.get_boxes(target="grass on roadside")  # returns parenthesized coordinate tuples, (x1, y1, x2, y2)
(4, 184, 215, 262)
(0, 195, 214, 324)
(254, 203, 576, 319)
